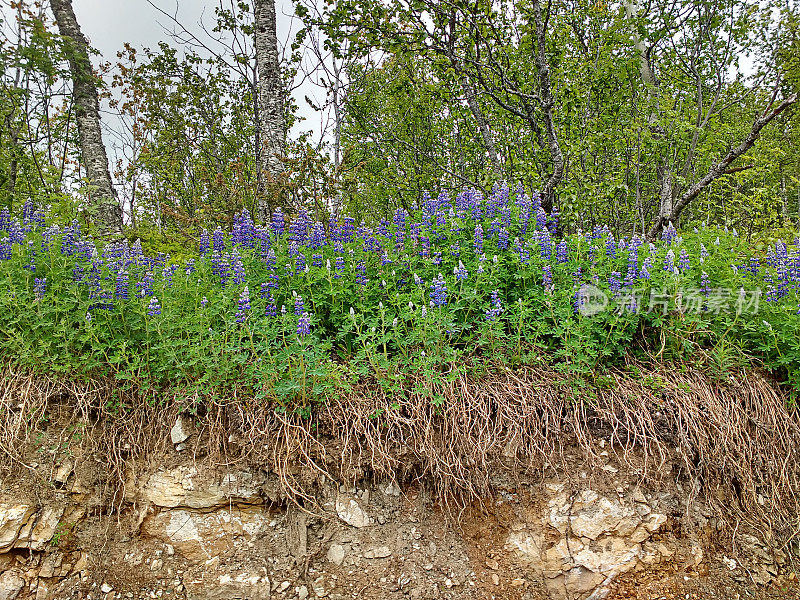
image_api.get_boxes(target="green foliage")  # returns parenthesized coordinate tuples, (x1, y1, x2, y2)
(2, 192, 800, 412)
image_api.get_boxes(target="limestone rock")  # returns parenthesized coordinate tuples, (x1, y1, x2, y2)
(0, 570, 24, 600)
(363, 545, 392, 559)
(140, 467, 264, 509)
(170, 415, 191, 445)
(327, 543, 346, 566)
(141, 507, 269, 561)
(0, 505, 36, 551)
(335, 497, 369, 528)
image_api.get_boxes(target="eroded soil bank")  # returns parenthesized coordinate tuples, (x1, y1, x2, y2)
(0, 365, 798, 599)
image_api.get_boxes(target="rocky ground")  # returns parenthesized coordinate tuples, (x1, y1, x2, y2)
(0, 418, 797, 600)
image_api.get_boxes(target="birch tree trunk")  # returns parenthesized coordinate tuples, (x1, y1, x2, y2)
(50, 0, 122, 236)
(253, 0, 285, 222)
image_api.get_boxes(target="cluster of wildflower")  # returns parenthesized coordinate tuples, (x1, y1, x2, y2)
(1, 183, 799, 357)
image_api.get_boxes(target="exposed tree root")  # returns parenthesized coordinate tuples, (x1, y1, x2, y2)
(0, 362, 798, 547)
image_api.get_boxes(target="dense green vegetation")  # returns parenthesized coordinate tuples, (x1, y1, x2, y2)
(1, 0, 799, 413)
(2, 190, 799, 413)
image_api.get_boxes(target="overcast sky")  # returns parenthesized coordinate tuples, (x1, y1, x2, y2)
(69, 0, 322, 150)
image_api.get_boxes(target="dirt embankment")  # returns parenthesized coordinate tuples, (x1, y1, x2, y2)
(0, 364, 798, 600)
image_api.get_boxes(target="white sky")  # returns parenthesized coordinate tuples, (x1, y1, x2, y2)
(71, 0, 322, 145)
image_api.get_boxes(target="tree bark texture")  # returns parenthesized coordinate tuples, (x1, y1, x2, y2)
(254, 0, 286, 221)
(51, 0, 122, 236)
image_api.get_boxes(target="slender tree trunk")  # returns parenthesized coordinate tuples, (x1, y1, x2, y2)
(51, 0, 122, 236)
(532, 0, 564, 211)
(458, 73, 503, 175)
(253, 0, 285, 222)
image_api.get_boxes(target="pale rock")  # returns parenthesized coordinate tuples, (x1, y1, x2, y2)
(100, 583, 113, 593)
(0, 505, 36, 551)
(297, 584, 309, 599)
(53, 460, 74, 484)
(170, 415, 191, 445)
(568, 496, 638, 540)
(335, 497, 369, 528)
(13, 504, 64, 550)
(384, 482, 401, 497)
(363, 545, 392, 559)
(140, 467, 264, 509)
(0, 570, 24, 600)
(327, 544, 346, 566)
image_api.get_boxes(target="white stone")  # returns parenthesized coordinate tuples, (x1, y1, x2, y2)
(335, 497, 369, 528)
(363, 546, 391, 559)
(327, 544, 346, 566)
(100, 583, 113, 593)
(171, 416, 191, 445)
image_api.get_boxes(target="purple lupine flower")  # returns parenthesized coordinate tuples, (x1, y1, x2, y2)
(0, 208, 10, 231)
(536, 207, 548, 230)
(556, 240, 568, 264)
(232, 209, 256, 248)
(539, 228, 552, 260)
(297, 312, 311, 336)
(515, 237, 530, 265)
(294, 252, 306, 275)
(23, 241, 36, 271)
(235, 286, 251, 323)
(334, 256, 345, 279)
(290, 210, 311, 245)
(22, 199, 35, 231)
(454, 261, 468, 281)
(661, 222, 677, 243)
(700, 243, 709, 262)
(229, 250, 246, 285)
(432, 251, 442, 266)
(199, 229, 210, 254)
(60, 221, 81, 256)
(474, 224, 484, 254)
(115, 270, 129, 300)
(41, 225, 59, 252)
(137, 273, 154, 297)
(677, 248, 690, 273)
(485, 290, 503, 321)
(310, 222, 326, 249)
(429, 273, 448, 307)
(147, 297, 161, 316)
(356, 261, 368, 286)
(497, 227, 510, 250)
(212, 227, 225, 251)
(201, 296, 208, 308)
(312, 253, 323, 267)
(162, 264, 178, 288)
(33, 277, 46, 300)
(542, 264, 553, 291)
(294, 295, 305, 316)
(664, 249, 675, 272)
(380, 251, 392, 266)
(271, 207, 285, 237)
(608, 272, 622, 295)
(0, 241, 11, 260)
(185, 259, 196, 275)
(626, 247, 638, 279)
(265, 293, 277, 317)
(605, 234, 616, 258)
